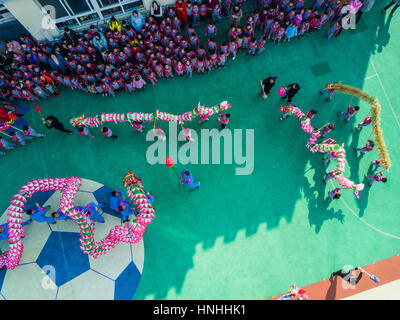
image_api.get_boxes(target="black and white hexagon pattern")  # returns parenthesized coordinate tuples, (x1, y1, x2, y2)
(0, 178, 144, 300)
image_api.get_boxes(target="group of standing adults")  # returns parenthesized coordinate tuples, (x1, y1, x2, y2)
(150, 0, 244, 28)
(151, 0, 227, 27)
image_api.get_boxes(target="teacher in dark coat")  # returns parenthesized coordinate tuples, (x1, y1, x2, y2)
(230, 5, 243, 27)
(48, 53, 67, 73)
(62, 27, 78, 45)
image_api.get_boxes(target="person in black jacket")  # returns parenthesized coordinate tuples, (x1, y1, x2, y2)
(42, 115, 73, 134)
(53, 43, 68, 57)
(0, 48, 12, 73)
(281, 83, 300, 103)
(62, 27, 78, 45)
(258, 76, 277, 99)
(331, 266, 363, 286)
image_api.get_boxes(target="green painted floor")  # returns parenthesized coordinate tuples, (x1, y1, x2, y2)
(1, 5, 400, 299)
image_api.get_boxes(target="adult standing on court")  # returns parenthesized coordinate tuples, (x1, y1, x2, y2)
(258, 76, 278, 99)
(42, 115, 73, 135)
(180, 169, 200, 190)
(230, 5, 243, 27)
(281, 83, 301, 103)
(48, 53, 67, 74)
(130, 10, 145, 32)
(331, 266, 363, 287)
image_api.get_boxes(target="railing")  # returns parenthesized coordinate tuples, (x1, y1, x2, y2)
(0, 4, 15, 24)
(49, 0, 144, 31)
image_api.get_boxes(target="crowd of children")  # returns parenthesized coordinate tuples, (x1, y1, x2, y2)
(0, 0, 349, 103)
